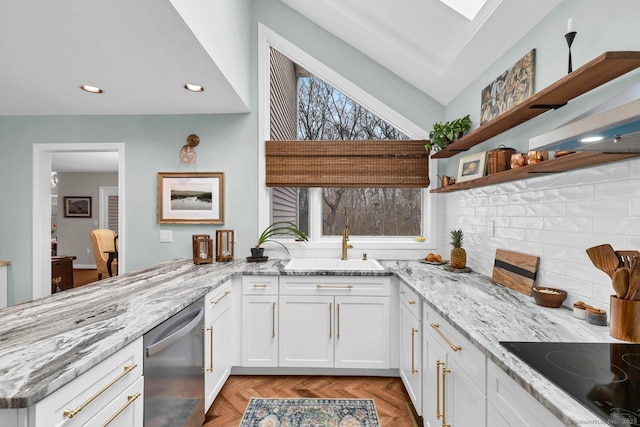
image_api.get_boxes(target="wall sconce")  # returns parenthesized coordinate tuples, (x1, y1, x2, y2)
(192, 234, 213, 264)
(180, 134, 200, 164)
(216, 230, 235, 262)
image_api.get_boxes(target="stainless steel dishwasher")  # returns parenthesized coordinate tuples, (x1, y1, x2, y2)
(143, 297, 205, 427)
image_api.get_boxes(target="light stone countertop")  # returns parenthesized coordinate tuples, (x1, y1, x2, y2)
(0, 258, 619, 426)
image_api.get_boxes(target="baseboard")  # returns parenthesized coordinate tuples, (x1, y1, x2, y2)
(231, 366, 400, 377)
(73, 264, 96, 270)
(407, 402, 423, 427)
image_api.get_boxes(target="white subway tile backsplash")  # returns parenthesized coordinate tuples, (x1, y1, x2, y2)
(441, 158, 638, 310)
(543, 216, 593, 232)
(509, 216, 544, 229)
(567, 199, 628, 217)
(545, 184, 594, 202)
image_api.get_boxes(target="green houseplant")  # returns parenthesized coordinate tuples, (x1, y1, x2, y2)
(251, 221, 308, 258)
(425, 114, 472, 152)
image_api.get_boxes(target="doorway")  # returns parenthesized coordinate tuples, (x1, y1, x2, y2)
(32, 143, 125, 300)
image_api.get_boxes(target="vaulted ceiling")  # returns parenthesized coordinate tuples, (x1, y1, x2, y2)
(0, 0, 562, 117)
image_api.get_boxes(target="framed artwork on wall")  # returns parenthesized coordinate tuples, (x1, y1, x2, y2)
(456, 152, 487, 183)
(63, 196, 92, 218)
(157, 172, 224, 224)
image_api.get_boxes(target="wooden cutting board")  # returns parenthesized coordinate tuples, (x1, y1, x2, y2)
(492, 249, 540, 296)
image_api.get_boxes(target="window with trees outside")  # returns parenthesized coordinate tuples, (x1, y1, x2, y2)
(269, 49, 424, 239)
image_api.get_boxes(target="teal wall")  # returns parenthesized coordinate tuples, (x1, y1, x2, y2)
(0, 0, 442, 305)
(441, 0, 640, 176)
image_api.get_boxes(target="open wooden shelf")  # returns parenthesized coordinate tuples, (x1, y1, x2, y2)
(430, 152, 640, 193)
(431, 51, 640, 159)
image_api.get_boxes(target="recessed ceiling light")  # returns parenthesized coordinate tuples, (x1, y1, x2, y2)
(79, 85, 103, 94)
(440, 0, 487, 20)
(579, 136, 605, 143)
(184, 83, 204, 92)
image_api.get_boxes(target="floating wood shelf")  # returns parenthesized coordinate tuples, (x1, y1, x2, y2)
(430, 152, 640, 193)
(431, 51, 640, 159)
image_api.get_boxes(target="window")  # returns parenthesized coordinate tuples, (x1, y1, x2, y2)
(270, 51, 424, 238)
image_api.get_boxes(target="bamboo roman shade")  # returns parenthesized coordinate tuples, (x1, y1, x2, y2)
(266, 140, 430, 188)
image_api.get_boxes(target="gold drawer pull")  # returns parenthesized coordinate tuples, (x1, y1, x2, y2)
(430, 323, 462, 352)
(64, 363, 137, 418)
(211, 290, 230, 304)
(316, 284, 353, 289)
(102, 391, 141, 426)
(408, 300, 416, 305)
(206, 326, 214, 372)
(272, 302, 277, 338)
(252, 284, 268, 288)
(411, 328, 419, 374)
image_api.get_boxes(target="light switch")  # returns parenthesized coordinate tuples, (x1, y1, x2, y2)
(160, 230, 173, 243)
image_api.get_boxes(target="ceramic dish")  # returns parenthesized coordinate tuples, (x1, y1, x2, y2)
(420, 260, 449, 265)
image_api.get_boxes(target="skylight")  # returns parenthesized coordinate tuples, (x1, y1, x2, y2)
(440, 0, 487, 20)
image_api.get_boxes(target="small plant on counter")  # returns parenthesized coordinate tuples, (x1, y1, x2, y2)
(449, 228, 467, 269)
(252, 221, 308, 257)
(425, 114, 472, 152)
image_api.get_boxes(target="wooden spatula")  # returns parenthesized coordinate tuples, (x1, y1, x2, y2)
(615, 250, 640, 269)
(586, 244, 620, 278)
(625, 258, 640, 300)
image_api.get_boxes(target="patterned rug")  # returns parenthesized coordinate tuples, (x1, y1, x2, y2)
(239, 397, 380, 427)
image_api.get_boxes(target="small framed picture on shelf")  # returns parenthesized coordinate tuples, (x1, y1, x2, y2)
(456, 151, 486, 183)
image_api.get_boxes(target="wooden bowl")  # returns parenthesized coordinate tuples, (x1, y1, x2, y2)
(532, 287, 567, 308)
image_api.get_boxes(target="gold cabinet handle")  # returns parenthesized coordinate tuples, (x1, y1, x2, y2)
(272, 302, 276, 338)
(408, 300, 416, 305)
(64, 363, 137, 418)
(430, 323, 462, 352)
(436, 360, 445, 420)
(442, 365, 452, 427)
(102, 391, 141, 427)
(211, 290, 230, 304)
(316, 284, 353, 289)
(329, 302, 333, 338)
(206, 326, 214, 372)
(253, 284, 268, 288)
(337, 303, 341, 340)
(411, 327, 419, 374)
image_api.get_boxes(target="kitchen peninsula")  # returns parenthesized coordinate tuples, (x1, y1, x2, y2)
(0, 259, 619, 426)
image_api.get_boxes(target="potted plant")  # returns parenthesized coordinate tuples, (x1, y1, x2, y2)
(251, 221, 308, 258)
(425, 114, 472, 152)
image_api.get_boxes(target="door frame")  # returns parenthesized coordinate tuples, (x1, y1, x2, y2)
(32, 142, 125, 300)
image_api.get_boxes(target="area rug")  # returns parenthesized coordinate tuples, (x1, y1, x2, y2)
(239, 397, 380, 427)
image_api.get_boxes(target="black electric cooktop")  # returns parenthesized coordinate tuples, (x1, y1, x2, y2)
(501, 341, 640, 426)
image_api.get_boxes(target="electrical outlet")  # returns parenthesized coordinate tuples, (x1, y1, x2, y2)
(160, 230, 173, 243)
(86, 248, 90, 254)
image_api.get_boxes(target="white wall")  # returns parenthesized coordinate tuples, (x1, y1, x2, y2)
(439, 0, 640, 312)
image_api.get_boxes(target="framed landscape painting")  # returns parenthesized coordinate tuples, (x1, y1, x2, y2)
(64, 196, 92, 218)
(157, 172, 224, 224)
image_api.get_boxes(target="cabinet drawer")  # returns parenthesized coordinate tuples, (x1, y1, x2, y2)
(242, 276, 279, 295)
(33, 337, 143, 427)
(487, 361, 564, 427)
(280, 276, 390, 296)
(399, 282, 420, 319)
(84, 376, 144, 427)
(424, 303, 486, 392)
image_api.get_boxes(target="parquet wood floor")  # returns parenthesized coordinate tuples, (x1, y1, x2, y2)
(204, 375, 417, 427)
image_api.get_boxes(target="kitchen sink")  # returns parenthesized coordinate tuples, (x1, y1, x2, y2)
(284, 258, 385, 271)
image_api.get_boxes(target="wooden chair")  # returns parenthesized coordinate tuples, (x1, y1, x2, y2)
(90, 229, 118, 280)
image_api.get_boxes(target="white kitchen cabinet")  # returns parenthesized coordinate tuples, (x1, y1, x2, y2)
(29, 337, 143, 427)
(423, 303, 486, 427)
(279, 276, 391, 369)
(487, 360, 564, 427)
(204, 281, 233, 411)
(399, 282, 422, 416)
(241, 276, 279, 367)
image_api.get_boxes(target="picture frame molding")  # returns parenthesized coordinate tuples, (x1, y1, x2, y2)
(63, 196, 92, 218)
(456, 152, 487, 183)
(157, 172, 224, 224)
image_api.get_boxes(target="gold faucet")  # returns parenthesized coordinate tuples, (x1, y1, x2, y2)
(341, 207, 353, 260)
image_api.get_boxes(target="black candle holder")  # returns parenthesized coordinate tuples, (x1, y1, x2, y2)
(565, 31, 577, 73)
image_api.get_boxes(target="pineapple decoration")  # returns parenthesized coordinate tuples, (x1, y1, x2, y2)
(449, 228, 467, 269)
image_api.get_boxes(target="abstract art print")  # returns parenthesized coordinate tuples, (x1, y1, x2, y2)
(480, 49, 535, 125)
(157, 172, 224, 224)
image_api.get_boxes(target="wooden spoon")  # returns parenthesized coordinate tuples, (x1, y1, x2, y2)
(611, 267, 630, 299)
(586, 244, 620, 278)
(625, 258, 640, 300)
